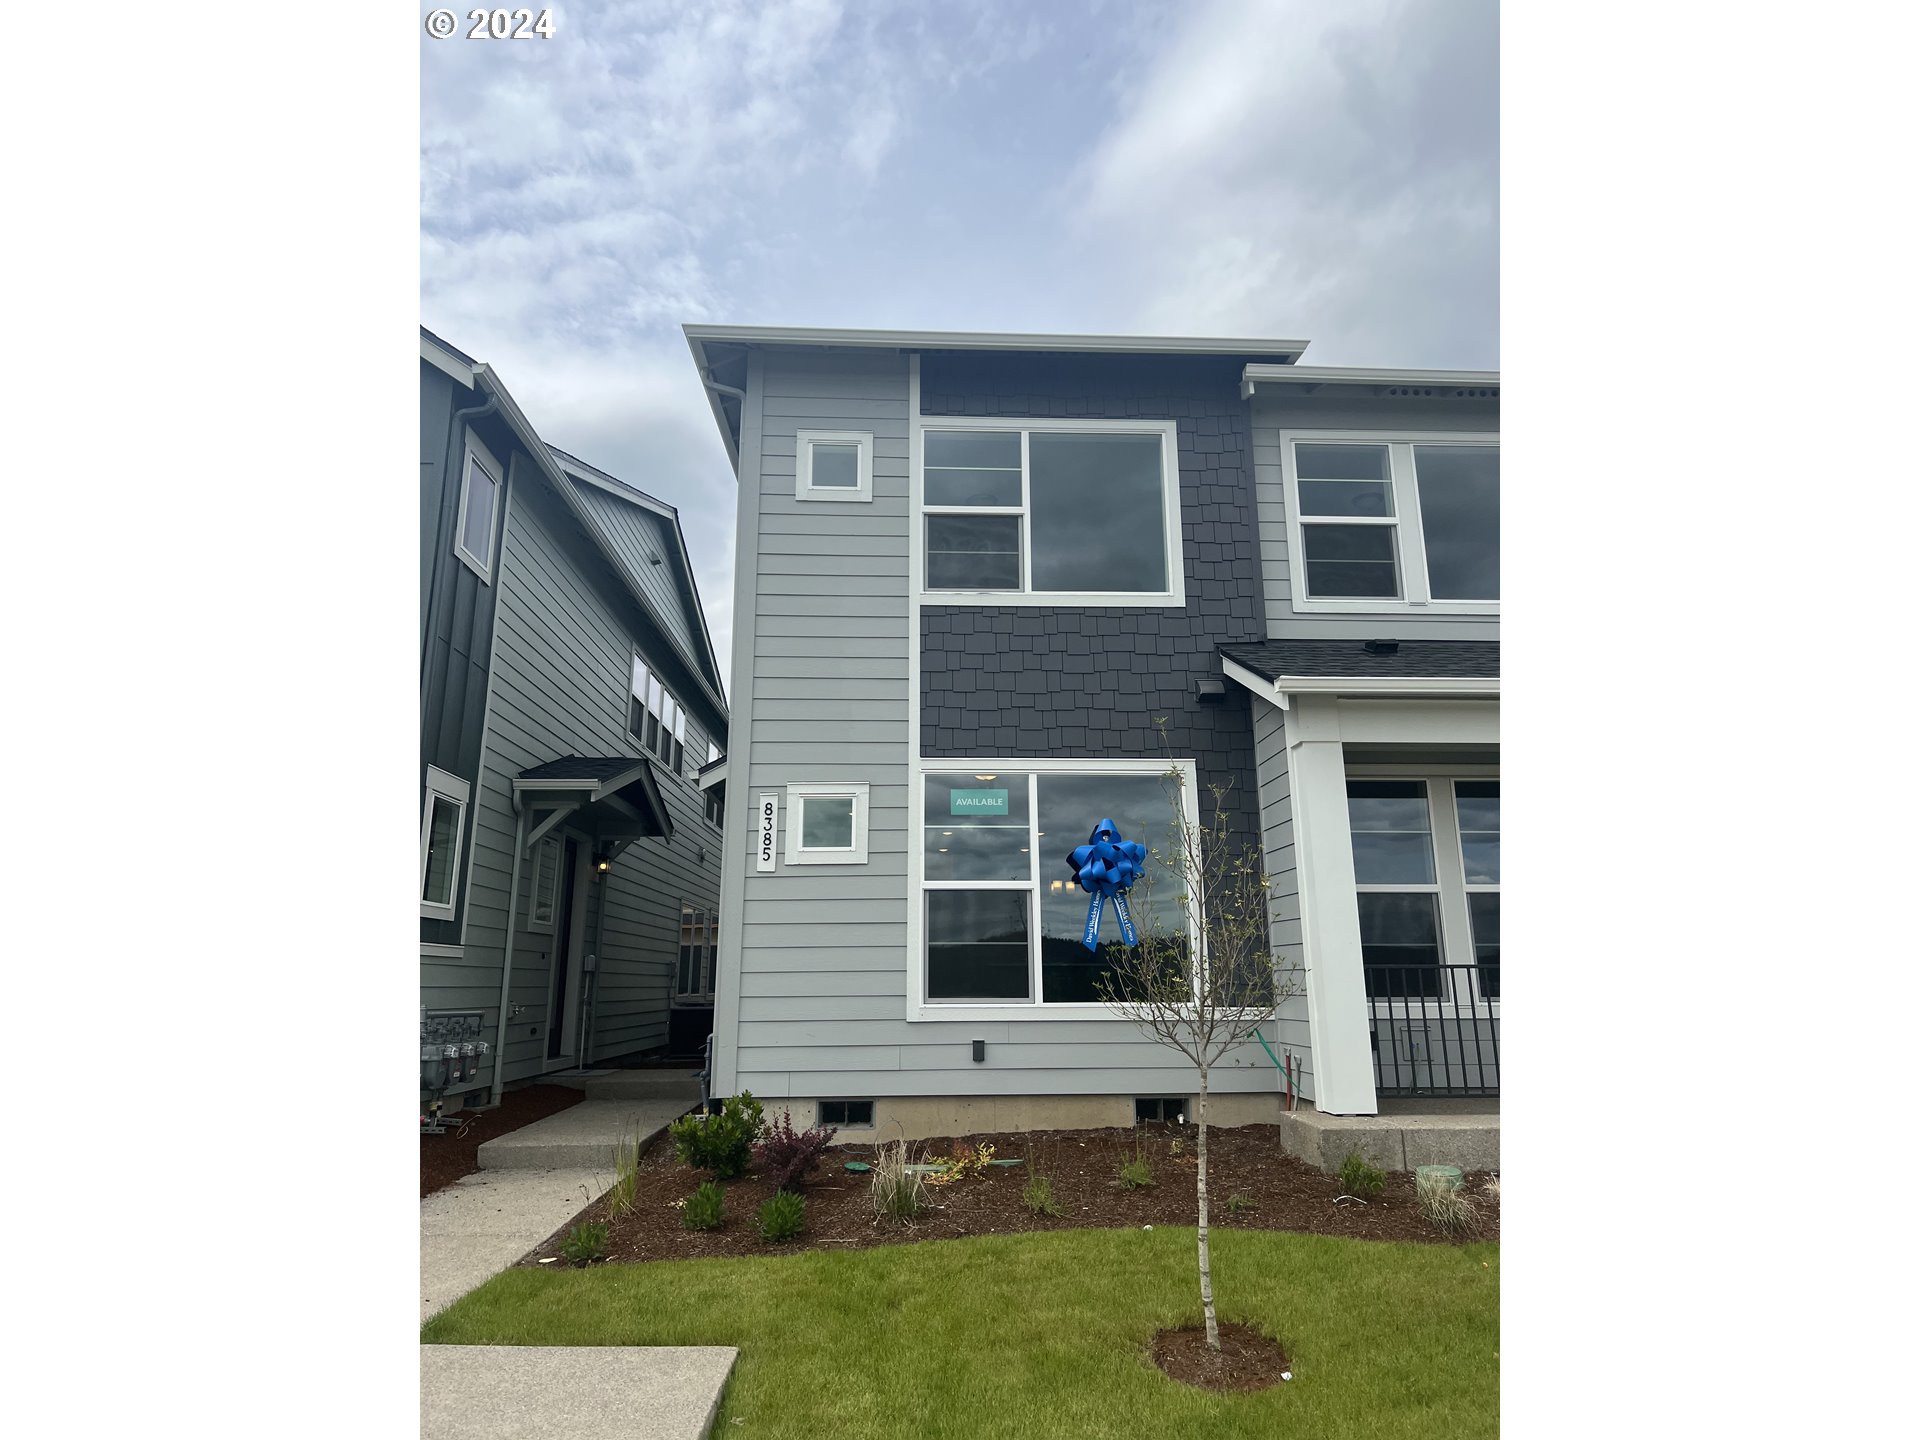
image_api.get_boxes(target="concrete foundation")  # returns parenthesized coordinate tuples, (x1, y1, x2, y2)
(778, 1091, 1292, 1144)
(1274, 1101, 1499, 1174)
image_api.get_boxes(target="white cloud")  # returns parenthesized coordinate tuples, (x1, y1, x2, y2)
(1070, 0, 1498, 365)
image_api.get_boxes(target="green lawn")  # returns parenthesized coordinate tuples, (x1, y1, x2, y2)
(423, 1227, 1498, 1439)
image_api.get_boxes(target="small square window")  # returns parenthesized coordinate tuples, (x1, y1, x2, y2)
(796, 430, 873, 503)
(818, 1099, 874, 1128)
(784, 783, 869, 865)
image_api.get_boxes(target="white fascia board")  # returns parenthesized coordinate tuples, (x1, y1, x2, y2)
(684, 323, 1312, 359)
(1240, 363, 1501, 399)
(421, 332, 479, 387)
(696, 759, 727, 792)
(1219, 656, 1499, 709)
(473, 365, 730, 721)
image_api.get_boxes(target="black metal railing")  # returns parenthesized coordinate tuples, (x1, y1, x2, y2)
(1366, 964, 1500, 1097)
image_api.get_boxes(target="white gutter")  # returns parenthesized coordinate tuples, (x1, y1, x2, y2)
(685, 323, 1312, 359)
(1220, 656, 1499, 711)
(1240, 363, 1500, 401)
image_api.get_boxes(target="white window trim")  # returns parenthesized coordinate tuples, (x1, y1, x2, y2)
(914, 415, 1186, 607)
(527, 835, 560, 933)
(795, 429, 874, 503)
(1345, 766, 1499, 1014)
(906, 756, 1201, 1022)
(419, 765, 470, 920)
(784, 783, 870, 865)
(453, 429, 505, 582)
(1279, 428, 1498, 616)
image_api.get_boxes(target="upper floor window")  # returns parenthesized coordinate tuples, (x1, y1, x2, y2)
(918, 419, 1184, 606)
(629, 654, 687, 775)
(1284, 434, 1498, 612)
(796, 430, 873, 502)
(454, 432, 504, 581)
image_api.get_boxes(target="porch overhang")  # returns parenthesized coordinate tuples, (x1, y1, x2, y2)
(696, 757, 727, 792)
(1219, 640, 1499, 710)
(511, 756, 673, 852)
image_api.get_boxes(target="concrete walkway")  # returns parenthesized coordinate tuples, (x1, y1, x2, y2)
(423, 1079, 699, 1321)
(421, 1166, 610, 1323)
(421, 1346, 738, 1440)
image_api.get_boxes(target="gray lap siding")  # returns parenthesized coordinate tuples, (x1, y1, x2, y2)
(722, 349, 1288, 1105)
(424, 451, 723, 1092)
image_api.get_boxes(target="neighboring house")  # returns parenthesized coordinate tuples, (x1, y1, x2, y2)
(421, 327, 729, 1108)
(683, 325, 1496, 1143)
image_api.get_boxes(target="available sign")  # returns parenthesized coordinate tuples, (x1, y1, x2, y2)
(949, 788, 1009, 817)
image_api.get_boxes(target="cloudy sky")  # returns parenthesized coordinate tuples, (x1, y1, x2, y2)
(421, 0, 1498, 675)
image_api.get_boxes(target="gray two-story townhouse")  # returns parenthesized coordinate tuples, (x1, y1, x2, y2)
(684, 326, 1497, 1156)
(421, 327, 729, 1112)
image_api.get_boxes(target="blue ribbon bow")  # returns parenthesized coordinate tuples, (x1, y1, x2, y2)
(1065, 818, 1147, 951)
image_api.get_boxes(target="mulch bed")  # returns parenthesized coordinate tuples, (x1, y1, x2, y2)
(420, 1084, 585, 1197)
(1151, 1321, 1292, 1391)
(519, 1122, 1499, 1263)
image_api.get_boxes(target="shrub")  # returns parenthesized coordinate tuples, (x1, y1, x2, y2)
(1118, 1156, 1155, 1190)
(606, 1133, 642, 1219)
(1022, 1172, 1063, 1217)
(871, 1140, 928, 1222)
(926, 1140, 995, 1187)
(681, 1180, 725, 1232)
(668, 1092, 764, 1180)
(558, 1220, 608, 1266)
(1225, 1193, 1255, 1216)
(755, 1189, 807, 1243)
(1338, 1150, 1387, 1200)
(754, 1108, 838, 1191)
(1416, 1170, 1479, 1238)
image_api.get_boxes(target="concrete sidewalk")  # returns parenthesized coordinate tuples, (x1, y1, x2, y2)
(421, 1165, 609, 1323)
(477, 1096, 695, 1170)
(421, 1346, 737, 1440)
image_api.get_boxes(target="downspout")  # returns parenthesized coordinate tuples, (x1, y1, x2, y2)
(488, 802, 530, 1106)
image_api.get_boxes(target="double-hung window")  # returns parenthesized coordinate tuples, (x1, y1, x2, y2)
(919, 420, 1183, 604)
(1285, 434, 1498, 610)
(629, 654, 687, 775)
(419, 766, 469, 920)
(1348, 775, 1499, 1002)
(918, 763, 1196, 1007)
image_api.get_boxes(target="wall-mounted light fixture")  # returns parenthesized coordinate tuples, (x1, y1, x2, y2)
(592, 851, 612, 874)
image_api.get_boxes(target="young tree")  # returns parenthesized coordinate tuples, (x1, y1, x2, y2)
(1090, 764, 1294, 1352)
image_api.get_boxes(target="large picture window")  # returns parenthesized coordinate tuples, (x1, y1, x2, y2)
(920, 764, 1195, 1005)
(919, 420, 1183, 604)
(1349, 775, 1499, 1003)
(1286, 434, 1497, 610)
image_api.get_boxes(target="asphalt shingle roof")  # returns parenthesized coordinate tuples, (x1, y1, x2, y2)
(517, 756, 650, 783)
(1218, 639, 1500, 681)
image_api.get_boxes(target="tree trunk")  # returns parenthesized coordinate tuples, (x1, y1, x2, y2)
(1196, 1065, 1219, 1350)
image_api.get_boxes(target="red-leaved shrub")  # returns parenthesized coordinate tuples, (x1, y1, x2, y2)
(754, 1108, 838, 1191)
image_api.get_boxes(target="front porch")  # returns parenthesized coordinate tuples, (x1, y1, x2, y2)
(1224, 639, 1501, 1122)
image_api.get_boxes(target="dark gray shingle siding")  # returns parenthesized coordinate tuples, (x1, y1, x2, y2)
(919, 352, 1267, 844)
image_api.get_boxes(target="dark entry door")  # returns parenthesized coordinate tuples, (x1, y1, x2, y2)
(547, 838, 580, 1060)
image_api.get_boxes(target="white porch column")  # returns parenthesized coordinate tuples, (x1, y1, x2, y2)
(1287, 696, 1378, 1116)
